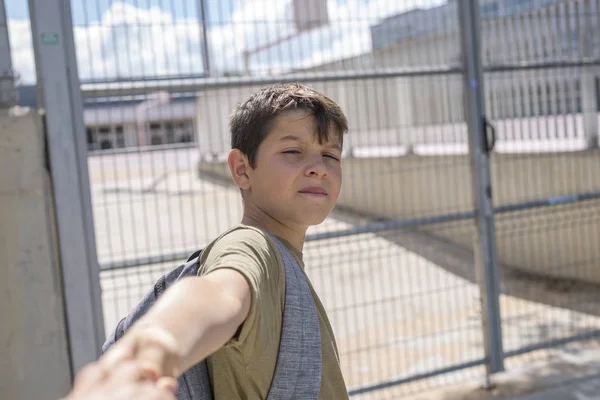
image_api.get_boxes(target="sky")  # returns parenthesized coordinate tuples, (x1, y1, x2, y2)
(6, 0, 444, 84)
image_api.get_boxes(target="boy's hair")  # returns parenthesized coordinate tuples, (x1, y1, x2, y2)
(230, 83, 348, 168)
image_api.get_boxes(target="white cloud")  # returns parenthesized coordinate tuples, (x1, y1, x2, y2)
(7, 19, 35, 84)
(73, 3, 206, 81)
(239, 0, 445, 72)
(9, 0, 445, 84)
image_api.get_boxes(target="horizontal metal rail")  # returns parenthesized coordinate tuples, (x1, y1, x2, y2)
(99, 190, 600, 271)
(504, 329, 600, 359)
(348, 358, 486, 396)
(82, 66, 464, 97)
(88, 141, 197, 157)
(80, 58, 600, 98)
(484, 58, 600, 73)
(99, 251, 195, 272)
(308, 190, 600, 242)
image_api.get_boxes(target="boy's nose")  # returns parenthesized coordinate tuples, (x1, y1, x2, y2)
(305, 156, 327, 177)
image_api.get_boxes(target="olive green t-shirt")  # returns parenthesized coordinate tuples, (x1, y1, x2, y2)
(196, 224, 348, 399)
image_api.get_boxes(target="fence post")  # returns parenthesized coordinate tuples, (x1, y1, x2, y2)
(28, 0, 105, 375)
(0, 0, 16, 107)
(581, 0, 598, 149)
(457, 0, 505, 379)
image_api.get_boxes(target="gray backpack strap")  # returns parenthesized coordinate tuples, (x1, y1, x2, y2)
(169, 261, 215, 399)
(177, 362, 213, 400)
(267, 236, 322, 400)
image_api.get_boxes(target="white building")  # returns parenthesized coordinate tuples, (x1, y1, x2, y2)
(18, 85, 198, 152)
(193, 0, 599, 158)
(304, 0, 599, 127)
(83, 92, 197, 151)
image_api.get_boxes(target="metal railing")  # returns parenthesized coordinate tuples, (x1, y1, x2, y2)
(14, 0, 600, 397)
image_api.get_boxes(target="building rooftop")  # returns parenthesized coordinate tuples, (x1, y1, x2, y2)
(17, 75, 203, 109)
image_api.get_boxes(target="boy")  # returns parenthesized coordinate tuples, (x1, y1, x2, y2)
(98, 83, 350, 399)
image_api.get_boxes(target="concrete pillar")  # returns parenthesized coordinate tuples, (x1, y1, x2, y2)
(0, 109, 72, 399)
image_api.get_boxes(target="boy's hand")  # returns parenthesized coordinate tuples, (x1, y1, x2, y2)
(100, 325, 182, 380)
(63, 358, 177, 400)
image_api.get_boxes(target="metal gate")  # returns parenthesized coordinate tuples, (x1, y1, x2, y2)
(18, 0, 600, 397)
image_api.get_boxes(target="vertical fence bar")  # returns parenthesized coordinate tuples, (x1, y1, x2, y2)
(198, 0, 211, 77)
(581, 0, 599, 148)
(28, 0, 105, 375)
(457, 0, 505, 378)
(0, 0, 16, 107)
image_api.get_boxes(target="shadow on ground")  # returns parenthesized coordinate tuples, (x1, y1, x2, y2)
(331, 204, 600, 322)
(414, 350, 600, 399)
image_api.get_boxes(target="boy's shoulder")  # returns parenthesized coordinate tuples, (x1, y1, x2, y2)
(199, 224, 282, 264)
(209, 223, 273, 247)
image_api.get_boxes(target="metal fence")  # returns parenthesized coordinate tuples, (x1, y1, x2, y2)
(16, 0, 600, 397)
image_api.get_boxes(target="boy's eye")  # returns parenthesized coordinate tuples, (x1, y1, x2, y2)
(282, 149, 301, 154)
(324, 153, 340, 161)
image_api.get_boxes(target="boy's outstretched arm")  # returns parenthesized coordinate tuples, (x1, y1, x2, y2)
(100, 268, 252, 380)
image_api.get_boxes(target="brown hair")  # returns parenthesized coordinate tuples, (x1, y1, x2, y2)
(230, 83, 348, 167)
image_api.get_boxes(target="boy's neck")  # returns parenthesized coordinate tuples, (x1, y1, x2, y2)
(241, 213, 306, 253)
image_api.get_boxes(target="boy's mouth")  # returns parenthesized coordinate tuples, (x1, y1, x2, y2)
(299, 186, 327, 196)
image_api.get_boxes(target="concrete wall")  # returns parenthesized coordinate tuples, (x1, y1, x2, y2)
(0, 109, 71, 399)
(335, 152, 600, 285)
(199, 150, 600, 284)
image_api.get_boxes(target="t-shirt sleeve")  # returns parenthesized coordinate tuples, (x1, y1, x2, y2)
(198, 227, 284, 354)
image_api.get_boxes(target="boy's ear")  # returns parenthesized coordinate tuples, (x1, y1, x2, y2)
(228, 149, 251, 190)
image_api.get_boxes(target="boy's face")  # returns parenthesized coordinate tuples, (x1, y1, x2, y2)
(245, 109, 343, 229)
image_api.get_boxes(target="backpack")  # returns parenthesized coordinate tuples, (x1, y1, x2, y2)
(102, 235, 323, 400)
(103, 249, 203, 347)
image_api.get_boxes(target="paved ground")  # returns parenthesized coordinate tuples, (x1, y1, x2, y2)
(408, 348, 600, 400)
(91, 148, 600, 399)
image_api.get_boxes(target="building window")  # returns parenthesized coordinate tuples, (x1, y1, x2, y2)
(115, 125, 125, 147)
(165, 122, 175, 142)
(86, 125, 129, 151)
(151, 135, 163, 145)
